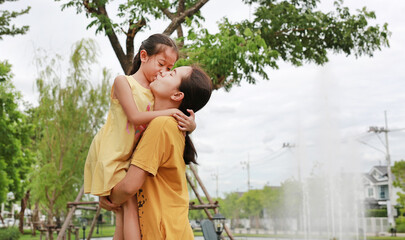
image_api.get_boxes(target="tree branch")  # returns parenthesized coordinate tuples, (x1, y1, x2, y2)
(83, 0, 99, 14)
(176, 0, 185, 49)
(126, 18, 146, 73)
(178, 0, 185, 15)
(176, 26, 185, 51)
(162, 7, 174, 20)
(273, 27, 319, 36)
(83, 1, 129, 73)
(163, 0, 209, 36)
(155, 0, 175, 20)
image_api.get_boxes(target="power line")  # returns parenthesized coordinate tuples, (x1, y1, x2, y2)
(211, 168, 219, 198)
(357, 140, 385, 154)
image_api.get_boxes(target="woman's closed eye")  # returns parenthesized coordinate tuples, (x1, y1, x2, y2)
(171, 69, 177, 76)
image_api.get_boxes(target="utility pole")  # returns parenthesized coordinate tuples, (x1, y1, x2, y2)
(283, 143, 300, 181)
(241, 154, 251, 191)
(283, 142, 306, 235)
(368, 111, 396, 228)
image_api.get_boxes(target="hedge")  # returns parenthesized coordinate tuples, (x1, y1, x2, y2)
(0, 227, 20, 240)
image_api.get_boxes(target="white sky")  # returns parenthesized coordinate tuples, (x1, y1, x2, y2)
(1, 0, 405, 198)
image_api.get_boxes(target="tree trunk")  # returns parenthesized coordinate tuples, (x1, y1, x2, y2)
(19, 190, 30, 234)
(47, 206, 55, 240)
(0, 213, 4, 225)
(255, 215, 260, 229)
(32, 201, 39, 236)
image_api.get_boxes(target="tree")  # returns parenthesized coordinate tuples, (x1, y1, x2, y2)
(238, 189, 264, 229)
(261, 185, 284, 233)
(220, 192, 242, 228)
(0, 61, 34, 227)
(392, 160, 405, 211)
(56, 0, 389, 90)
(56, 0, 208, 74)
(1, 1, 32, 232)
(30, 39, 111, 238)
(0, 0, 30, 40)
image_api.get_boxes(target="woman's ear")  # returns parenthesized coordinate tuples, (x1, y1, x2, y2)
(171, 91, 184, 102)
(140, 50, 148, 63)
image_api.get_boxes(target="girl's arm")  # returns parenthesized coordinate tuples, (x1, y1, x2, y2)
(173, 109, 196, 133)
(109, 165, 147, 205)
(114, 75, 182, 125)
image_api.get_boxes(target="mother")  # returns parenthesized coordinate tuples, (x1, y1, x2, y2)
(101, 65, 212, 239)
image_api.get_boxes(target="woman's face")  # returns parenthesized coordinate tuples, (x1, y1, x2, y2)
(143, 46, 177, 84)
(150, 66, 192, 98)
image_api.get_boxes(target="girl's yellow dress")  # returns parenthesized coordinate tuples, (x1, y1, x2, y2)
(84, 75, 153, 196)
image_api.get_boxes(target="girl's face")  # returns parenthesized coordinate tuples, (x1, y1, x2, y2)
(142, 46, 177, 84)
(150, 66, 192, 98)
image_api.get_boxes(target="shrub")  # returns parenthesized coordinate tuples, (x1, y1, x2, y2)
(396, 223, 405, 233)
(396, 216, 405, 225)
(0, 227, 20, 240)
(366, 209, 387, 217)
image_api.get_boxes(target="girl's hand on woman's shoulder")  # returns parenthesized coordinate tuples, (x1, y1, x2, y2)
(173, 109, 196, 133)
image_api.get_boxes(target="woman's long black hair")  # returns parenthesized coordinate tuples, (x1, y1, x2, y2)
(129, 33, 178, 75)
(178, 66, 213, 165)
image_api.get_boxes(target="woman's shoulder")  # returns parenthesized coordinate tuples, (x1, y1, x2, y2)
(149, 116, 178, 132)
(151, 116, 176, 125)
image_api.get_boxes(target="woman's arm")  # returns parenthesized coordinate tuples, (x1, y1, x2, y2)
(114, 75, 182, 125)
(109, 165, 148, 205)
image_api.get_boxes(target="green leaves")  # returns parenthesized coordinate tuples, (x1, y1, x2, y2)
(0, 61, 34, 204)
(0, 0, 32, 205)
(177, 18, 278, 90)
(0, 0, 30, 40)
(217, 180, 301, 227)
(56, 0, 390, 90)
(252, 0, 390, 66)
(30, 39, 111, 223)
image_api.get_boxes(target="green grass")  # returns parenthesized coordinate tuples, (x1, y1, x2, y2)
(19, 225, 116, 240)
(366, 237, 405, 240)
(17, 227, 405, 240)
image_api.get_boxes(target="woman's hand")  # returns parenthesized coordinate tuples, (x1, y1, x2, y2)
(173, 109, 196, 133)
(99, 196, 121, 212)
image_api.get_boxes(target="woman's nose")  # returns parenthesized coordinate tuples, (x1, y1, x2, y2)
(160, 67, 170, 73)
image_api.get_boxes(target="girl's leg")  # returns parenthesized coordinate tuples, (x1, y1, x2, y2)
(113, 208, 124, 240)
(123, 195, 141, 240)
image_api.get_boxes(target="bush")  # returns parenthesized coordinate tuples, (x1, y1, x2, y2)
(0, 227, 20, 240)
(396, 223, 405, 233)
(396, 216, 405, 224)
(366, 209, 387, 217)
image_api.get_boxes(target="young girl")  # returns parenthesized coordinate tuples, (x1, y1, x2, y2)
(83, 34, 195, 240)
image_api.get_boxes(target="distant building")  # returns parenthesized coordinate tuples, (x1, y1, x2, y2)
(363, 165, 401, 210)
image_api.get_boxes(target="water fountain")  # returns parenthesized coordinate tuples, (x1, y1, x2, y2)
(271, 71, 368, 240)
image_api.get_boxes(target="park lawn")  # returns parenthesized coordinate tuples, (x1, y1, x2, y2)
(20, 225, 116, 240)
(18, 228, 403, 240)
(19, 226, 205, 239)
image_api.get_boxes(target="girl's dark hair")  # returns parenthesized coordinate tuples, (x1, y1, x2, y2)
(178, 66, 213, 165)
(129, 33, 178, 74)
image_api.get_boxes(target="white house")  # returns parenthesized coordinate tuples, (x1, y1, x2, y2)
(363, 165, 401, 210)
